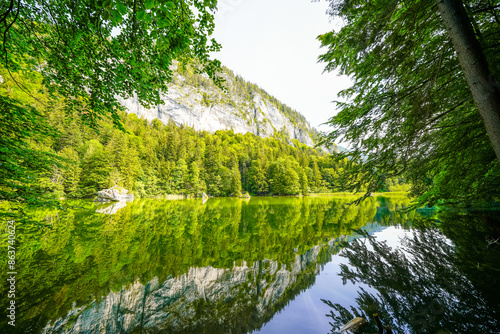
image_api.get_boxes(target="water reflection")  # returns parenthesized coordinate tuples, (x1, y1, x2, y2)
(323, 213, 500, 333)
(0, 196, 420, 333)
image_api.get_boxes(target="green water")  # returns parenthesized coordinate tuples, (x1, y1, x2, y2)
(0, 196, 499, 333)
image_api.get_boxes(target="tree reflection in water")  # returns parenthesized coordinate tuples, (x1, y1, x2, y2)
(323, 214, 500, 334)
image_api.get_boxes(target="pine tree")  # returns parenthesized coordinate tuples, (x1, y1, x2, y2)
(187, 161, 203, 196)
(79, 140, 111, 197)
(299, 168, 309, 195)
(319, 0, 500, 204)
(248, 159, 269, 195)
(172, 159, 188, 194)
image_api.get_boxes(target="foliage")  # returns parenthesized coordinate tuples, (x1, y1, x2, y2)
(269, 158, 301, 195)
(0, 0, 224, 218)
(46, 108, 343, 197)
(0, 66, 356, 198)
(0, 95, 61, 219)
(318, 0, 500, 205)
(0, 0, 222, 129)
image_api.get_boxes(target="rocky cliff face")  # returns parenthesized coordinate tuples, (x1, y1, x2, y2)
(118, 66, 317, 147)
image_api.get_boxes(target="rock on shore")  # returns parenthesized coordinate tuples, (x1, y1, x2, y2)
(95, 186, 134, 202)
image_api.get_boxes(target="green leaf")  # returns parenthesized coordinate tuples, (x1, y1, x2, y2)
(117, 1, 127, 15)
(111, 10, 123, 24)
(145, 0, 155, 10)
(137, 10, 146, 20)
(166, 1, 175, 10)
(165, 11, 174, 21)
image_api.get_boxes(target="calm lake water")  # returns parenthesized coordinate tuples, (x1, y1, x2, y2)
(1, 196, 499, 333)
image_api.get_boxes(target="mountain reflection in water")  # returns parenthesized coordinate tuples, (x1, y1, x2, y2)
(1, 196, 498, 333)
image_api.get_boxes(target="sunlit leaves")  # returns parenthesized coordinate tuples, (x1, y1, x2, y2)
(0, 95, 61, 220)
(1, 0, 223, 129)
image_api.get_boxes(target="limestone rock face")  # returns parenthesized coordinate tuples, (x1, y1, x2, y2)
(118, 82, 317, 147)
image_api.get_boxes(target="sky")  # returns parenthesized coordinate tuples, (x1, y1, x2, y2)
(211, 0, 351, 132)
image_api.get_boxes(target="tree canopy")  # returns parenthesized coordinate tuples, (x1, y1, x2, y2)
(318, 0, 500, 205)
(0, 0, 222, 128)
(0, 0, 224, 216)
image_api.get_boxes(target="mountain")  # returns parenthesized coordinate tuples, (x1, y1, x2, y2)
(118, 63, 323, 148)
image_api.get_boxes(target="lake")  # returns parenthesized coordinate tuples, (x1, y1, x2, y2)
(1, 196, 499, 333)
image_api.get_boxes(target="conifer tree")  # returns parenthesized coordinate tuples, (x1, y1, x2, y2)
(318, 0, 500, 204)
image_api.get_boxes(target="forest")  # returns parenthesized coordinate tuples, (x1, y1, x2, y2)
(1, 0, 499, 213)
(1, 1, 500, 333)
(0, 63, 407, 201)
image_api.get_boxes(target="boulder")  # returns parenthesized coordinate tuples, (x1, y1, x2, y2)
(96, 186, 134, 202)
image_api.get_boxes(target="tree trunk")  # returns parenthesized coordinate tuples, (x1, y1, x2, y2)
(436, 0, 500, 163)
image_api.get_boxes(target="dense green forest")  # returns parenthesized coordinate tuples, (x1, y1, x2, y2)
(0, 65, 407, 203)
(0, 66, 343, 199)
(2, 1, 500, 333)
(5, 0, 498, 212)
(45, 109, 334, 199)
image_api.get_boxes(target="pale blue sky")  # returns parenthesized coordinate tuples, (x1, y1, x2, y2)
(211, 0, 351, 131)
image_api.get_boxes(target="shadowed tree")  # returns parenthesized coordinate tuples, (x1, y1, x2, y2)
(318, 0, 500, 204)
